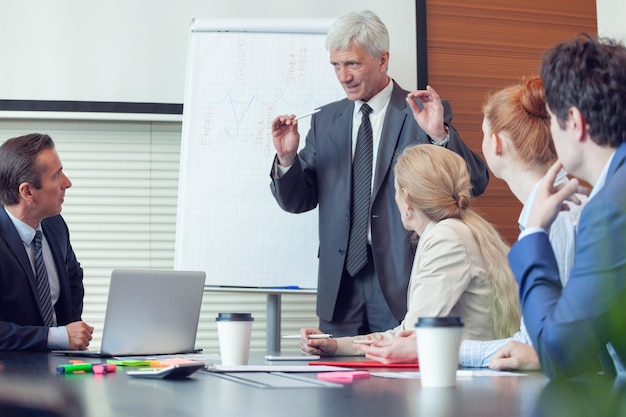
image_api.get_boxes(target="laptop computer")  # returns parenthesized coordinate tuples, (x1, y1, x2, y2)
(53, 269, 206, 358)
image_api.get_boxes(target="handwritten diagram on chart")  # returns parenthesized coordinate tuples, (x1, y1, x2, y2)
(176, 26, 345, 288)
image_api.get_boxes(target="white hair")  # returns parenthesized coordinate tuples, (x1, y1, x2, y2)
(325, 10, 389, 58)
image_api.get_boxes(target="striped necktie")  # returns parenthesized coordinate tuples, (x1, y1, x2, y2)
(345, 103, 373, 277)
(33, 230, 54, 327)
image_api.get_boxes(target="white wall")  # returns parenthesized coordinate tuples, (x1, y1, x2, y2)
(0, 0, 417, 104)
(596, 0, 626, 42)
(2, 0, 621, 106)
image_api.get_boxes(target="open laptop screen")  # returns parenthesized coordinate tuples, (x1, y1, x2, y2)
(54, 269, 206, 357)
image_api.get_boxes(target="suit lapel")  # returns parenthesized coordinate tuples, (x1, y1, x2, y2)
(42, 219, 70, 308)
(607, 142, 626, 180)
(0, 207, 38, 295)
(332, 100, 354, 157)
(373, 82, 408, 199)
(329, 100, 355, 209)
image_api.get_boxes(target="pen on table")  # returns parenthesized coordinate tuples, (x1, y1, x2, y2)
(294, 108, 321, 120)
(283, 334, 333, 339)
(266, 285, 300, 290)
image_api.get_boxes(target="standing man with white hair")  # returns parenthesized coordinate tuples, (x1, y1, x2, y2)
(270, 10, 489, 336)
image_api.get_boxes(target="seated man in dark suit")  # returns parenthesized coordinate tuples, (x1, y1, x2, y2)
(508, 34, 626, 379)
(0, 133, 93, 351)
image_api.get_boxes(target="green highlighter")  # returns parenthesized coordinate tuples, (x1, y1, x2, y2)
(56, 363, 94, 373)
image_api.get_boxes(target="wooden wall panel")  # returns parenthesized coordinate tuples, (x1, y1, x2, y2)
(424, 0, 597, 244)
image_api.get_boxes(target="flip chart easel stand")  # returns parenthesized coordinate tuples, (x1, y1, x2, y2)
(204, 286, 316, 353)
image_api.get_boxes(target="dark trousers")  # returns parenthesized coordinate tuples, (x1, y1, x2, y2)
(319, 247, 400, 337)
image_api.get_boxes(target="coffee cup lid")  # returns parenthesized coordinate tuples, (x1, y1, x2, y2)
(216, 312, 254, 321)
(415, 316, 463, 328)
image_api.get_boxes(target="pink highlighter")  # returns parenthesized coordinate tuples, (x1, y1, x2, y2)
(92, 364, 117, 374)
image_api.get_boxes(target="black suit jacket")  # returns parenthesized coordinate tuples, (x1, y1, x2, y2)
(0, 209, 84, 350)
(270, 81, 489, 321)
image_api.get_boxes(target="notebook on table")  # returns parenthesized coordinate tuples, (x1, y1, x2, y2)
(52, 269, 206, 358)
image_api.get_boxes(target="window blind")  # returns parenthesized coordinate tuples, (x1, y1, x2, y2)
(0, 118, 318, 352)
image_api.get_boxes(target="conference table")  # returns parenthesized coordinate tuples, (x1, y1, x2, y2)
(0, 351, 623, 417)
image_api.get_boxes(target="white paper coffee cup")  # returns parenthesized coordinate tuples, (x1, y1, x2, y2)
(216, 313, 254, 366)
(415, 316, 464, 388)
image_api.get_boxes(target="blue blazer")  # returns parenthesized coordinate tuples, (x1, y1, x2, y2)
(509, 142, 626, 379)
(270, 81, 489, 322)
(0, 209, 84, 351)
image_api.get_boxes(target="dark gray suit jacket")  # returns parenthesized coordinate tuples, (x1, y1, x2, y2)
(270, 81, 489, 322)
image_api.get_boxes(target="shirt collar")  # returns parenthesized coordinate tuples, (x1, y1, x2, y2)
(354, 78, 393, 117)
(518, 168, 569, 229)
(3, 207, 39, 245)
(589, 149, 617, 200)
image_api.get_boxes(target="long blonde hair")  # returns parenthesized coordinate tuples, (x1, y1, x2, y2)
(394, 144, 520, 338)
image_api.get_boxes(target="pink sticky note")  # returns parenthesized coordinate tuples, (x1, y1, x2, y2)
(317, 371, 370, 383)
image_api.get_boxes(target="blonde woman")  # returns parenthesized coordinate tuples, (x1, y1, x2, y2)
(300, 144, 520, 358)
